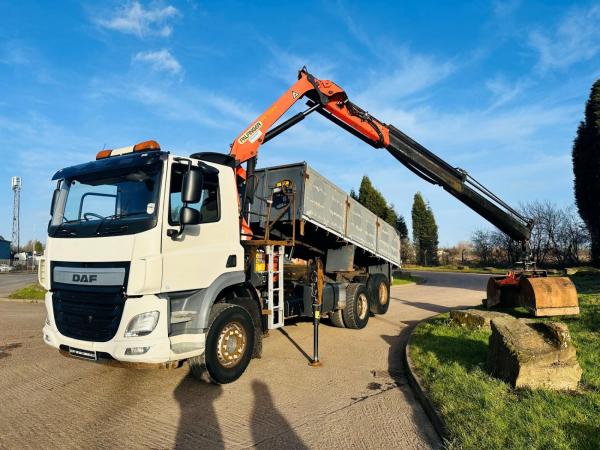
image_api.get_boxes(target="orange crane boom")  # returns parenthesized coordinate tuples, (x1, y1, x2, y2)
(230, 67, 530, 242)
(228, 67, 579, 318)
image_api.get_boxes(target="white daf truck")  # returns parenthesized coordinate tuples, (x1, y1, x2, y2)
(40, 139, 400, 383)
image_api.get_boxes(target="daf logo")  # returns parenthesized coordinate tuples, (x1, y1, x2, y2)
(72, 274, 98, 283)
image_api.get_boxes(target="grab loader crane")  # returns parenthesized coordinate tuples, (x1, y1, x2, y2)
(230, 67, 578, 317)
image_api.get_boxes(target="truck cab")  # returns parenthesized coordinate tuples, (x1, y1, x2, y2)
(41, 142, 245, 370)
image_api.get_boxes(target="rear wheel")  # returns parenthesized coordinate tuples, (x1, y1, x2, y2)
(342, 283, 370, 329)
(368, 274, 390, 315)
(329, 309, 345, 328)
(189, 303, 255, 384)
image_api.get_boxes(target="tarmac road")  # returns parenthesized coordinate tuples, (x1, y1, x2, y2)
(0, 272, 37, 297)
(0, 271, 487, 449)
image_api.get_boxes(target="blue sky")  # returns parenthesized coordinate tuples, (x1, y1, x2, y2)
(1, 0, 599, 247)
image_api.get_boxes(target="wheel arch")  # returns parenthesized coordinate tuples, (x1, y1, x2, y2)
(172, 271, 246, 335)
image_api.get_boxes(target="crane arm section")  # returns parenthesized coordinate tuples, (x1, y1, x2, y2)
(230, 68, 532, 242)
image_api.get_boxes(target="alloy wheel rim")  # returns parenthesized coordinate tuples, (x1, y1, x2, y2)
(379, 282, 389, 305)
(357, 293, 369, 320)
(216, 321, 247, 368)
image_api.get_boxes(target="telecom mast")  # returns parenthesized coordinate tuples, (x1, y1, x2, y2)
(11, 176, 21, 254)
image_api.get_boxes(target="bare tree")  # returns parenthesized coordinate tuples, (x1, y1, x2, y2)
(471, 230, 495, 266)
(471, 202, 590, 268)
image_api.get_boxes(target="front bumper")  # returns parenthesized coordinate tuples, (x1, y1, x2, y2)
(43, 292, 205, 364)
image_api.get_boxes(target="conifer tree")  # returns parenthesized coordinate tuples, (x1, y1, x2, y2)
(411, 192, 439, 265)
(573, 79, 600, 266)
(354, 176, 408, 233)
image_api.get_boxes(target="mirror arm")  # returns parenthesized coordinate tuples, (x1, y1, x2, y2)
(167, 226, 184, 239)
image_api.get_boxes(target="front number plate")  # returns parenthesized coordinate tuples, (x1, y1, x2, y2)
(68, 347, 97, 361)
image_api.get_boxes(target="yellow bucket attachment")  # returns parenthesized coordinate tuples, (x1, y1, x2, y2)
(519, 277, 579, 317)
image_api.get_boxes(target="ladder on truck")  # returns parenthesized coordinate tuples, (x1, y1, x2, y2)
(266, 245, 285, 329)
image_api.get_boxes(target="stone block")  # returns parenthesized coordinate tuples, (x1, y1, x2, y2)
(450, 309, 511, 330)
(488, 317, 581, 390)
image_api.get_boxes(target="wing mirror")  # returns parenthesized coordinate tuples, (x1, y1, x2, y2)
(182, 167, 203, 203)
(180, 206, 200, 225)
(50, 188, 60, 216)
(168, 164, 204, 239)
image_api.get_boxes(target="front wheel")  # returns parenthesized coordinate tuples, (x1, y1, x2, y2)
(189, 303, 255, 384)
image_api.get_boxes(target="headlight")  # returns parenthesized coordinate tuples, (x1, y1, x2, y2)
(125, 311, 160, 337)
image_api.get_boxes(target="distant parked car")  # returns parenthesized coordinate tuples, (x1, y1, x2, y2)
(0, 264, 13, 272)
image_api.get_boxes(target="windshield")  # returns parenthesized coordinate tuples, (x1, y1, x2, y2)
(49, 161, 162, 238)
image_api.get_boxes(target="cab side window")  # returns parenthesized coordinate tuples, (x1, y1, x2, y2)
(169, 164, 220, 225)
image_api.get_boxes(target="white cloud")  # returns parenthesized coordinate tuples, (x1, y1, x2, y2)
(133, 49, 181, 74)
(88, 75, 257, 132)
(0, 41, 30, 65)
(378, 101, 578, 160)
(528, 5, 600, 70)
(492, 0, 521, 17)
(484, 76, 528, 110)
(356, 52, 455, 107)
(262, 41, 337, 84)
(97, 1, 180, 38)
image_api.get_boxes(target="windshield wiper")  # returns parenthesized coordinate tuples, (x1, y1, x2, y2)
(104, 212, 148, 220)
(52, 225, 78, 237)
(95, 212, 149, 235)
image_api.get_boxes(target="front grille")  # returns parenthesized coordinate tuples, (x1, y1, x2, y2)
(53, 289, 125, 342)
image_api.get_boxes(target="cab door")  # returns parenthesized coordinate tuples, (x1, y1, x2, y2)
(160, 158, 242, 293)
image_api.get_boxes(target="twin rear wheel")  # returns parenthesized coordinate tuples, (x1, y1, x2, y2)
(331, 276, 390, 329)
(342, 283, 371, 329)
(367, 274, 390, 315)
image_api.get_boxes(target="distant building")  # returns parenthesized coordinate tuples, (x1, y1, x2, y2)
(0, 236, 11, 260)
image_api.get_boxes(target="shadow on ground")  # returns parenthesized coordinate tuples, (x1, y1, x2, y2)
(0, 342, 22, 359)
(393, 298, 476, 315)
(174, 374, 307, 449)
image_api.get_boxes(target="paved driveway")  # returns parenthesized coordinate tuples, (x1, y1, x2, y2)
(0, 271, 486, 449)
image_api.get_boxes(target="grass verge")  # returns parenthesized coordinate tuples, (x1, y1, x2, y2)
(8, 283, 46, 300)
(393, 273, 425, 285)
(408, 271, 600, 450)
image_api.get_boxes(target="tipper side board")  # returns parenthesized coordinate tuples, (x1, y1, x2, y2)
(250, 162, 401, 267)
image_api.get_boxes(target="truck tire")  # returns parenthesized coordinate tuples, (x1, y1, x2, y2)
(342, 283, 370, 329)
(189, 303, 255, 384)
(368, 274, 390, 315)
(329, 309, 345, 328)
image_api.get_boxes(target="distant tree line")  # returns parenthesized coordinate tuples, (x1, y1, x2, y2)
(471, 201, 589, 267)
(18, 240, 44, 254)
